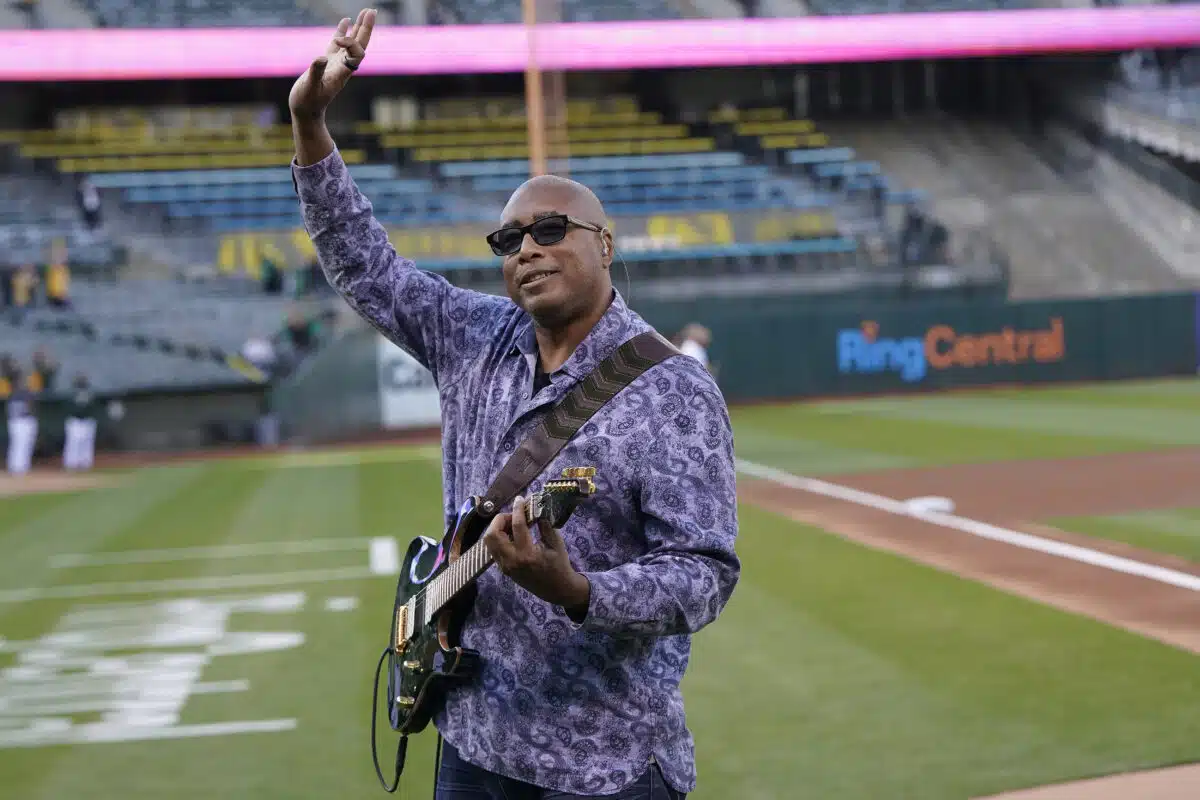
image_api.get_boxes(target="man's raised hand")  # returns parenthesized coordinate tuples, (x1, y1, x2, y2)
(289, 8, 376, 120)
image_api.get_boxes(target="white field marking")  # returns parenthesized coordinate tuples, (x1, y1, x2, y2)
(49, 538, 375, 569)
(903, 496, 956, 515)
(0, 567, 381, 605)
(0, 682, 249, 714)
(0, 719, 297, 749)
(325, 597, 359, 612)
(735, 459, 1200, 593)
(369, 537, 400, 576)
(0, 679, 249, 704)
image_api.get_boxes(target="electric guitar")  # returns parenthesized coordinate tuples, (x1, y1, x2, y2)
(371, 467, 598, 791)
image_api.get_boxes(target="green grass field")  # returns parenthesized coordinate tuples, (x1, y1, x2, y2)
(1, 378, 1197, 799)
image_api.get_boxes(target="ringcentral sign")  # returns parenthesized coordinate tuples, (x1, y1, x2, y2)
(836, 317, 1067, 384)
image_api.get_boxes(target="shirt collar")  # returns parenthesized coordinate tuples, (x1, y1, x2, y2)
(508, 289, 640, 382)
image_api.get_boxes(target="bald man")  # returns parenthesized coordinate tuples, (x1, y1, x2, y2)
(289, 11, 740, 799)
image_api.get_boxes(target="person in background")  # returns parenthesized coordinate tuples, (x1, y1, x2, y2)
(11, 264, 37, 312)
(282, 307, 319, 356)
(76, 175, 102, 231)
(1, 263, 13, 308)
(45, 241, 71, 309)
(6, 367, 38, 476)
(677, 323, 712, 372)
(28, 349, 58, 394)
(0, 354, 15, 400)
(62, 373, 99, 472)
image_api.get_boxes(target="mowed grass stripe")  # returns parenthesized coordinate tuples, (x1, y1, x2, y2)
(688, 503, 1200, 799)
(6, 462, 368, 800)
(976, 378, 1200, 411)
(0, 464, 216, 794)
(3, 459, 450, 800)
(0, 465, 211, 635)
(825, 397, 1200, 447)
(731, 404, 1154, 474)
(1053, 508, 1200, 564)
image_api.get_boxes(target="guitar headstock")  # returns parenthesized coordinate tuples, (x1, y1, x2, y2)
(526, 467, 597, 529)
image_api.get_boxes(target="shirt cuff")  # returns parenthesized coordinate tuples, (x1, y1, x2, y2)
(564, 572, 600, 631)
(290, 147, 346, 203)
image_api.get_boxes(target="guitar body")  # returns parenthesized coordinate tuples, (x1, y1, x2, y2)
(387, 498, 489, 735)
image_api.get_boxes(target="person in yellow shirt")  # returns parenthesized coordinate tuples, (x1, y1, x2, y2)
(46, 261, 70, 308)
(0, 354, 14, 400)
(45, 240, 70, 308)
(27, 350, 58, 394)
(11, 265, 36, 309)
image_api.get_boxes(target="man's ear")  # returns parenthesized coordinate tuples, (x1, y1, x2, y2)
(600, 228, 614, 268)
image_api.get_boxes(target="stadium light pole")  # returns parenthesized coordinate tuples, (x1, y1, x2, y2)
(522, 0, 548, 177)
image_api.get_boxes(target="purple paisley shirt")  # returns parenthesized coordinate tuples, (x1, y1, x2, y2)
(293, 149, 740, 796)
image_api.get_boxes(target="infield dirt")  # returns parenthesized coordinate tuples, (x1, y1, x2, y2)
(739, 447, 1200, 799)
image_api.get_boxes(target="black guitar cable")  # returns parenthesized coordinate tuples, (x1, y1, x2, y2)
(372, 644, 409, 794)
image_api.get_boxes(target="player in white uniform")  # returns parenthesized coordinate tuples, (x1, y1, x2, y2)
(6, 372, 38, 476)
(63, 375, 99, 471)
(677, 324, 712, 371)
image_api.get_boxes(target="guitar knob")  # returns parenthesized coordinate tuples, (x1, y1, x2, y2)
(403, 660, 422, 671)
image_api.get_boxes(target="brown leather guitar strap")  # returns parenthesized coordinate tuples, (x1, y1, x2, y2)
(476, 330, 680, 516)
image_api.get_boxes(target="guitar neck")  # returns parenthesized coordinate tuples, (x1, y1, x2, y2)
(419, 500, 541, 627)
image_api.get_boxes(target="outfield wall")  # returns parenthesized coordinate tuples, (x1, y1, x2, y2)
(6, 290, 1191, 456)
(268, 289, 1197, 443)
(701, 290, 1198, 402)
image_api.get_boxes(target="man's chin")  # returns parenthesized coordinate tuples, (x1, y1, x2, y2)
(523, 293, 574, 329)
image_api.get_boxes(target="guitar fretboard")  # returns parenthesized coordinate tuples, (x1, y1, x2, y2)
(418, 498, 546, 627)
(421, 538, 494, 626)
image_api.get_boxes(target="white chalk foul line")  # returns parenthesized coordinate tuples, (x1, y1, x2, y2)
(0, 567, 384, 605)
(735, 459, 1200, 593)
(50, 538, 376, 569)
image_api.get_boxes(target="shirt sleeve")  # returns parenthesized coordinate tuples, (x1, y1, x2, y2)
(291, 148, 506, 387)
(573, 384, 741, 638)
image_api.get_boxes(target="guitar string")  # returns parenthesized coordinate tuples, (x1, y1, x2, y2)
(402, 501, 540, 633)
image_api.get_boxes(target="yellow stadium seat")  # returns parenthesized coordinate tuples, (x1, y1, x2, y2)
(57, 149, 364, 172)
(759, 133, 831, 150)
(23, 138, 296, 158)
(381, 123, 690, 150)
(707, 106, 788, 123)
(734, 120, 816, 136)
(412, 137, 715, 162)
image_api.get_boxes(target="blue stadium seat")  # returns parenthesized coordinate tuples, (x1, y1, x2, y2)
(468, 165, 775, 193)
(89, 164, 398, 190)
(785, 147, 856, 165)
(417, 237, 857, 272)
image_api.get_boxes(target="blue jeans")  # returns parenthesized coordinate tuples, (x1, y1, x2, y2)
(435, 741, 686, 800)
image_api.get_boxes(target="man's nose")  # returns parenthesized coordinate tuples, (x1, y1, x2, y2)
(517, 230, 544, 260)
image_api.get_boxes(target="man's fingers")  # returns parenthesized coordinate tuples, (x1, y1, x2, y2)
(355, 8, 377, 49)
(308, 56, 328, 82)
(483, 514, 516, 569)
(511, 496, 535, 552)
(333, 36, 366, 61)
(537, 520, 567, 554)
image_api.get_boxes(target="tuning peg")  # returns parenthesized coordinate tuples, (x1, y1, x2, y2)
(561, 467, 596, 479)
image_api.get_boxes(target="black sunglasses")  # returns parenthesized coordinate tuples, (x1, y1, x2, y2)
(485, 214, 604, 257)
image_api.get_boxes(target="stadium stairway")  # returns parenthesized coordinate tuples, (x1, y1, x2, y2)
(1036, 123, 1200, 284)
(825, 116, 1192, 298)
